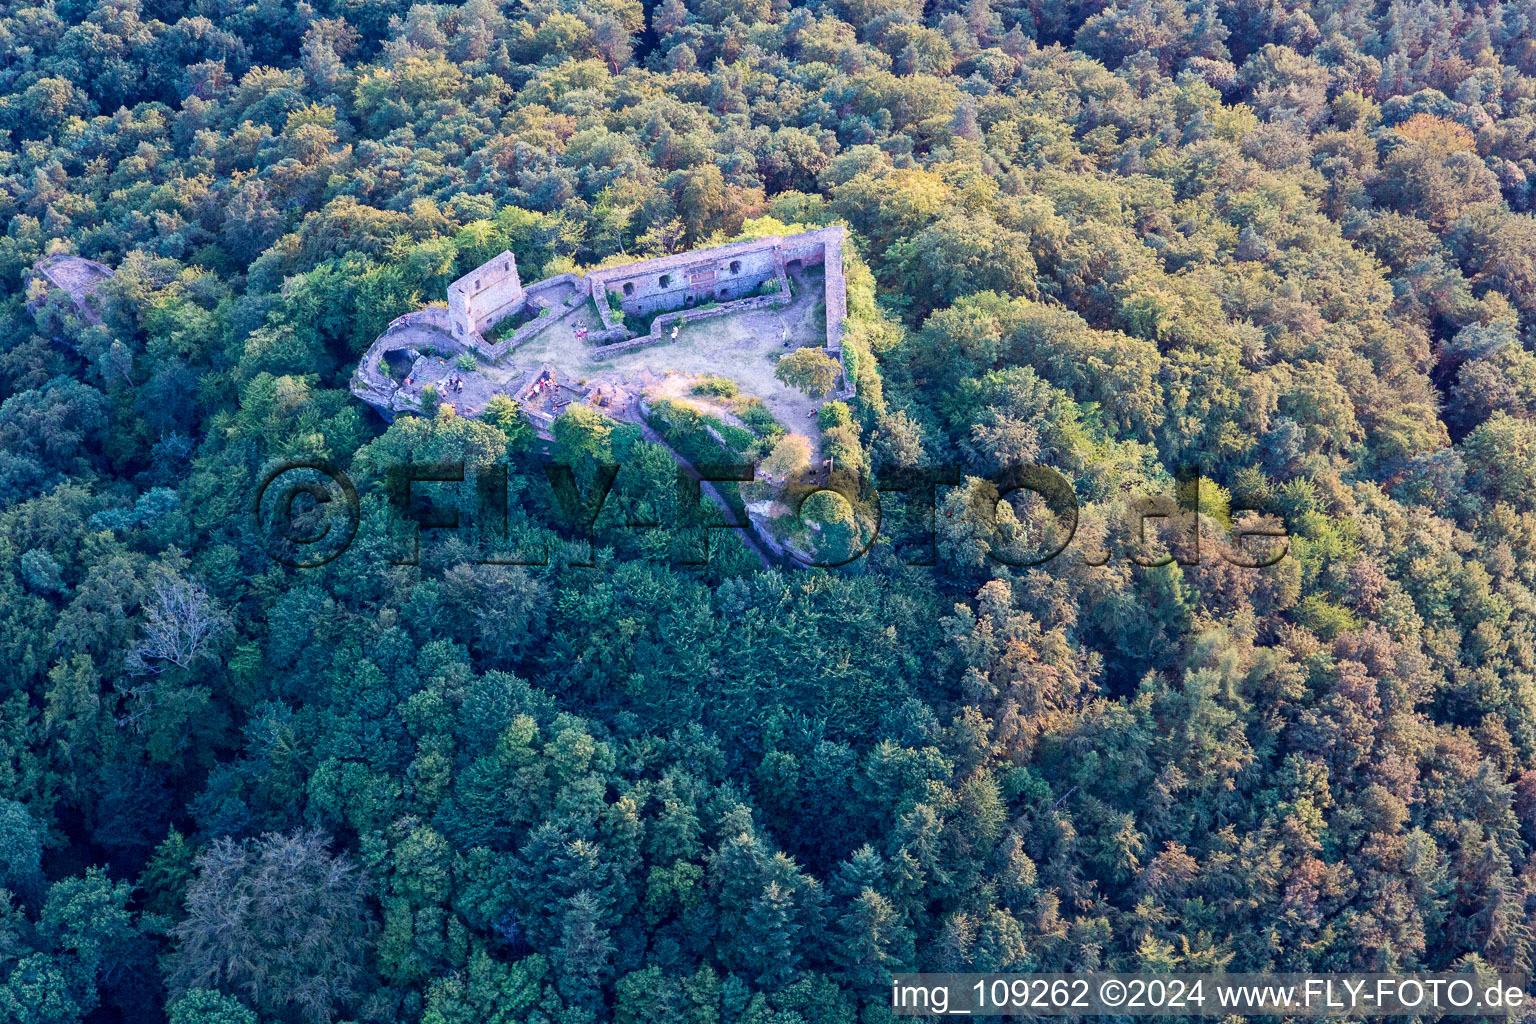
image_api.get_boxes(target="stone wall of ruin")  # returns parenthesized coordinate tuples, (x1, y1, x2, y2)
(474, 274, 591, 361)
(447, 251, 523, 341)
(785, 227, 853, 399)
(522, 273, 581, 307)
(590, 287, 790, 358)
(586, 235, 799, 332)
(351, 306, 467, 421)
(589, 241, 781, 325)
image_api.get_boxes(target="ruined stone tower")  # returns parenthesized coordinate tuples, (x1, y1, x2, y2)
(447, 251, 523, 341)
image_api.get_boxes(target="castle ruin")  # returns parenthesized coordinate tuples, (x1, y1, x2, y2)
(352, 226, 852, 426)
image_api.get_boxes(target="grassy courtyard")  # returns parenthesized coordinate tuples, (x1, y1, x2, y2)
(484, 268, 833, 447)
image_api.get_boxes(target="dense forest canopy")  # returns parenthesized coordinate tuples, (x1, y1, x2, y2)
(2, 0, 1536, 1020)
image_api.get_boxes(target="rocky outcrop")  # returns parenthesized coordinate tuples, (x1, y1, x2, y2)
(31, 254, 115, 324)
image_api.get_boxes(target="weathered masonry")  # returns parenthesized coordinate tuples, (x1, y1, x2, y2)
(588, 238, 778, 318)
(584, 227, 848, 352)
(447, 251, 523, 341)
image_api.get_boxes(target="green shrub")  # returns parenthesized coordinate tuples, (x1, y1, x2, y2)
(735, 398, 784, 438)
(692, 375, 739, 398)
(484, 318, 516, 343)
(717, 423, 756, 452)
(646, 400, 748, 518)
